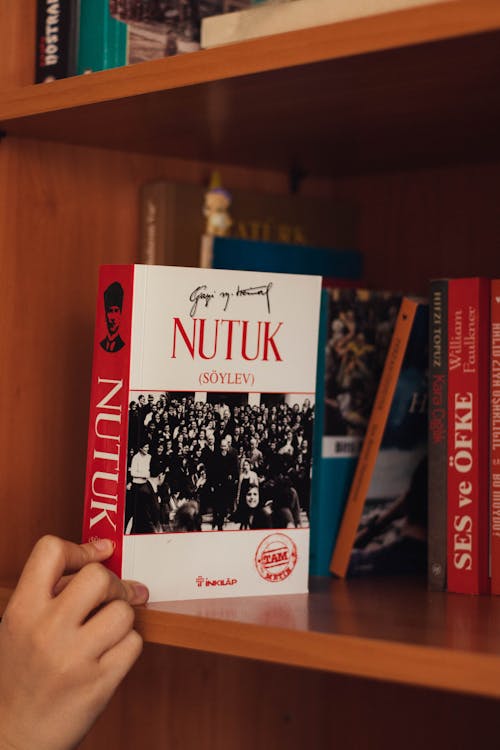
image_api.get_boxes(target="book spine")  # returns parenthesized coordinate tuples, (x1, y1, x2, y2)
(139, 182, 168, 265)
(330, 297, 418, 578)
(427, 279, 448, 591)
(77, 0, 127, 74)
(490, 280, 500, 594)
(308, 289, 329, 576)
(35, 0, 79, 83)
(447, 277, 489, 595)
(82, 265, 135, 578)
(199, 235, 214, 268)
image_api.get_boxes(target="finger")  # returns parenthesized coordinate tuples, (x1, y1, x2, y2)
(56, 562, 149, 624)
(52, 573, 75, 597)
(81, 599, 136, 658)
(13, 536, 115, 602)
(98, 630, 144, 696)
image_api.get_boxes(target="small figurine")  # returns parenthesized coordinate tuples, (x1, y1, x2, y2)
(203, 171, 233, 237)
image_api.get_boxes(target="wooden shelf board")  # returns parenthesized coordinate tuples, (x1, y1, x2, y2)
(135, 577, 500, 698)
(4, 577, 500, 698)
(0, 1, 499, 175)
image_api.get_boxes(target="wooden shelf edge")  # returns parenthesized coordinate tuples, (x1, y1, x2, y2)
(2, 583, 500, 697)
(135, 604, 500, 699)
(0, 0, 499, 124)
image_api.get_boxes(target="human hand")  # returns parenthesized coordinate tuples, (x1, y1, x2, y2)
(0, 535, 149, 750)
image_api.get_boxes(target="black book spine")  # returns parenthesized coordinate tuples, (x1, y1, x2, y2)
(35, 0, 80, 83)
(428, 278, 448, 591)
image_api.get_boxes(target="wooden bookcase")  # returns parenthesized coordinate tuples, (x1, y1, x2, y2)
(1, 1, 500, 747)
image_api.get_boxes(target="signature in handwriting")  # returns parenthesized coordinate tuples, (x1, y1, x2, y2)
(189, 282, 273, 316)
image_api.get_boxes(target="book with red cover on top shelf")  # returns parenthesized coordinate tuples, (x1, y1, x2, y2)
(82, 264, 322, 602)
(447, 277, 489, 595)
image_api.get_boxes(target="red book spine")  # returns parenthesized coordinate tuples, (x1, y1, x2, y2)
(490, 280, 500, 594)
(447, 277, 490, 594)
(82, 265, 134, 577)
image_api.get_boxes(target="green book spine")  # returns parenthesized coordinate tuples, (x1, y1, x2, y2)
(77, 0, 127, 74)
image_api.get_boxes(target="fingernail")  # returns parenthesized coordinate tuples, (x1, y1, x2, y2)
(92, 538, 115, 553)
(130, 582, 149, 603)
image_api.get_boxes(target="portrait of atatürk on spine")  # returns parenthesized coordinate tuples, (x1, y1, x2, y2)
(100, 281, 125, 353)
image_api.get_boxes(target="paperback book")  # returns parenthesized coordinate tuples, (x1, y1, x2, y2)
(210, 237, 362, 278)
(330, 297, 429, 579)
(82, 264, 322, 601)
(447, 277, 489, 595)
(35, 0, 80, 82)
(309, 285, 403, 576)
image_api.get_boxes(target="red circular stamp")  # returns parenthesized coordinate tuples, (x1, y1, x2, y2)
(255, 533, 298, 582)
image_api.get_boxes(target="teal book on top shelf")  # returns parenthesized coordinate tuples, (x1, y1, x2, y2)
(78, 1, 127, 74)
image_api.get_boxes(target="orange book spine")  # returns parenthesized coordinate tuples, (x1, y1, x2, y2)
(329, 297, 419, 578)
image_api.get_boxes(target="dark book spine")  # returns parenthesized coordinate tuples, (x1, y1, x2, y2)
(428, 279, 448, 591)
(446, 277, 490, 595)
(35, 0, 79, 83)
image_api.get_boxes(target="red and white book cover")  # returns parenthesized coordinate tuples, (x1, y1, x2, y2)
(82, 264, 322, 601)
(490, 279, 500, 594)
(447, 277, 489, 595)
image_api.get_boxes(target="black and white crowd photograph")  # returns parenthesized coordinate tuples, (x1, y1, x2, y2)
(125, 390, 314, 535)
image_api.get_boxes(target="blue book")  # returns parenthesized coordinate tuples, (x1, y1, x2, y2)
(344, 301, 429, 578)
(330, 298, 429, 578)
(210, 236, 363, 278)
(309, 286, 404, 576)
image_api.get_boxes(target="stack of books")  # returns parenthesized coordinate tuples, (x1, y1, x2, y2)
(427, 277, 492, 596)
(34, 0, 254, 82)
(81, 172, 499, 600)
